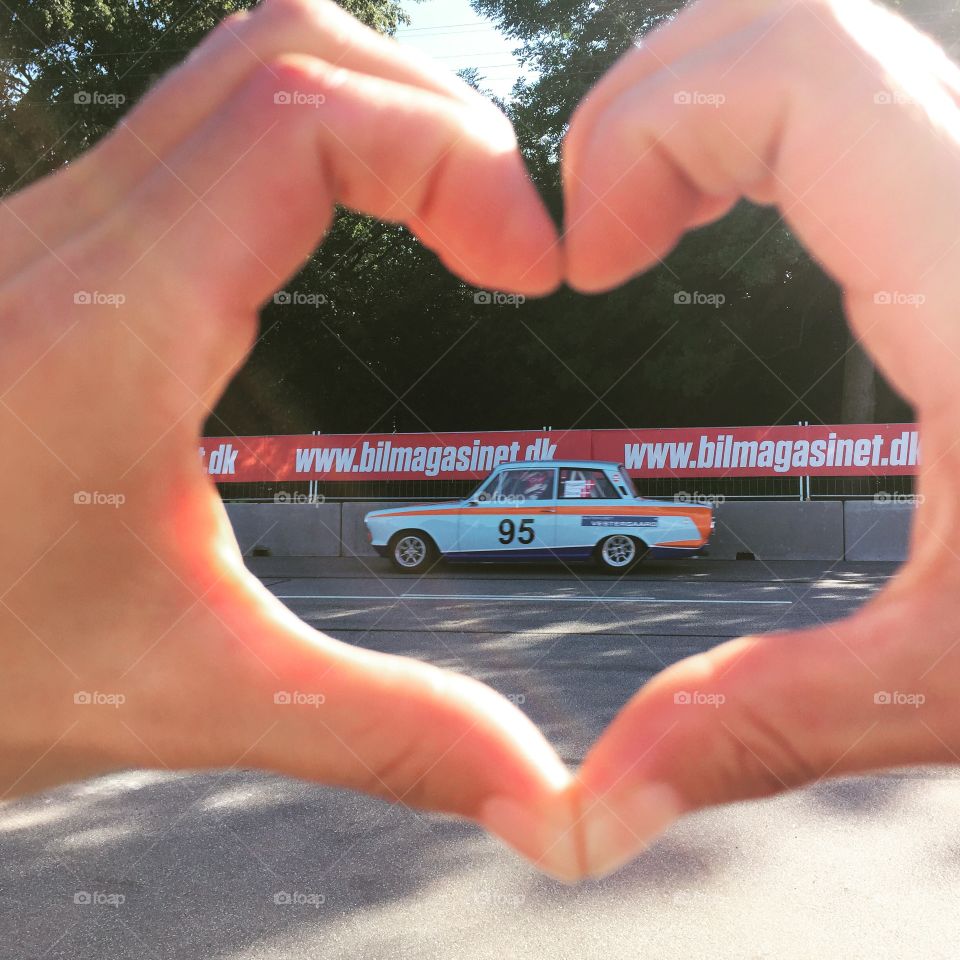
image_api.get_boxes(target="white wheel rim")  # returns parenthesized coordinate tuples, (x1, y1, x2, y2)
(602, 535, 636, 567)
(395, 536, 426, 567)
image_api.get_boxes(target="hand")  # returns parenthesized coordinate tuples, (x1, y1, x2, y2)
(0, 0, 579, 880)
(564, 0, 960, 877)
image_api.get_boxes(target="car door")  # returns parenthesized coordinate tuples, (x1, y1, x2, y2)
(555, 467, 634, 555)
(457, 467, 558, 558)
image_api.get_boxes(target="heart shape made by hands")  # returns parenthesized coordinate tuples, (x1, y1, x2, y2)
(3, 0, 960, 883)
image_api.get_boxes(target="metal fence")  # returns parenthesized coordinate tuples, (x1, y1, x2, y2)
(216, 474, 917, 503)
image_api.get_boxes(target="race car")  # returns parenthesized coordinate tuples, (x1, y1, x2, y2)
(364, 460, 715, 573)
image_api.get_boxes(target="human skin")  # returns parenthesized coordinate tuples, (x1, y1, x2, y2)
(0, 0, 576, 880)
(563, 0, 960, 878)
(2, 0, 960, 883)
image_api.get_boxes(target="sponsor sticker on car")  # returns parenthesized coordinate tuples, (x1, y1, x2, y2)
(580, 516, 658, 528)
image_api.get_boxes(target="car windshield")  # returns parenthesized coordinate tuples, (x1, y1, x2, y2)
(468, 474, 498, 501)
(470, 468, 557, 502)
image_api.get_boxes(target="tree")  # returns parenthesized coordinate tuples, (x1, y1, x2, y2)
(0, 1, 410, 188)
(466, 0, 957, 427)
(3, 0, 954, 436)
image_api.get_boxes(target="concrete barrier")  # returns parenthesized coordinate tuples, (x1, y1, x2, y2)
(340, 501, 418, 558)
(707, 501, 845, 561)
(844, 501, 914, 561)
(225, 502, 342, 557)
(223, 498, 910, 562)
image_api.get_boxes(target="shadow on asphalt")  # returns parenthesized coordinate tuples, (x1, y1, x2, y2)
(0, 770, 487, 960)
(0, 559, 911, 958)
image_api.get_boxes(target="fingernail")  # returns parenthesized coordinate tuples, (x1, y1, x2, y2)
(583, 783, 682, 880)
(480, 795, 581, 884)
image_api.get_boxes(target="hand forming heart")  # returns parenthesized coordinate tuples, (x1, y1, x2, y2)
(2, 0, 960, 883)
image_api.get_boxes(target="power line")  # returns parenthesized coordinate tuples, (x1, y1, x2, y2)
(398, 20, 492, 32)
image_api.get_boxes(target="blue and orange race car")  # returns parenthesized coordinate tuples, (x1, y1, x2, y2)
(365, 460, 714, 573)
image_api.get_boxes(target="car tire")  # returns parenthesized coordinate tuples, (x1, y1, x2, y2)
(595, 535, 644, 573)
(388, 530, 437, 573)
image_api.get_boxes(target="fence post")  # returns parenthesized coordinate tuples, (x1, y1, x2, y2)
(797, 420, 803, 503)
(308, 429, 321, 503)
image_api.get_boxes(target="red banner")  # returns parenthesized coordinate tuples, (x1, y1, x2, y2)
(200, 431, 591, 482)
(592, 424, 919, 479)
(200, 424, 919, 482)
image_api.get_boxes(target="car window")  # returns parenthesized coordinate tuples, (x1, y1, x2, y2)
(613, 466, 637, 498)
(473, 473, 503, 502)
(559, 468, 619, 500)
(498, 468, 555, 502)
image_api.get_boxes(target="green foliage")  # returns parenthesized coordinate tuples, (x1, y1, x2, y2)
(3, 0, 949, 433)
(0, 0, 408, 186)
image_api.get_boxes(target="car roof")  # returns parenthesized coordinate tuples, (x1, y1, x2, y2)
(495, 460, 622, 470)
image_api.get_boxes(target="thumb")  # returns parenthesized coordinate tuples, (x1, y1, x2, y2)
(574, 591, 958, 879)
(109, 508, 579, 880)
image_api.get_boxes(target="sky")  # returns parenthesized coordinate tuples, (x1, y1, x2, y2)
(394, 0, 527, 99)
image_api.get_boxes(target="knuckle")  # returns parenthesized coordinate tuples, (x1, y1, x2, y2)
(259, 0, 338, 32)
(258, 54, 338, 105)
(213, 10, 252, 35)
(361, 742, 426, 805)
(652, 638, 821, 806)
(707, 639, 821, 794)
(718, 697, 820, 796)
(765, 0, 859, 63)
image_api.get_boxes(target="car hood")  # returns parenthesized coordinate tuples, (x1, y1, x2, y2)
(365, 501, 460, 520)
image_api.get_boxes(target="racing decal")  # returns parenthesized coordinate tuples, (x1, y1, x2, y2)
(497, 518, 536, 544)
(372, 504, 712, 539)
(581, 516, 658, 528)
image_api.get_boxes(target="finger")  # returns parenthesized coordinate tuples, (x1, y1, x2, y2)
(101, 504, 579, 880)
(0, 0, 504, 276)
(574, 596, 958, 879)
(103, 52, 560, 321)
(563, 0, 777, 179)
(562, 1, 960, 407)
(564, 24, 789, 291)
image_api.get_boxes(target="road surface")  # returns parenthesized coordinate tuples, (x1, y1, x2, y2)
(2, 558, 957, 960)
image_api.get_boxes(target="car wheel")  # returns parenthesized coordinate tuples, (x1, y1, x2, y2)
(389, 531, 436, 573)
(595, 535, 643, 572)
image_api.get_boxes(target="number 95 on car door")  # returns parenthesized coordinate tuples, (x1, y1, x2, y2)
(459, 466, 557, 559)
